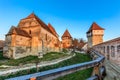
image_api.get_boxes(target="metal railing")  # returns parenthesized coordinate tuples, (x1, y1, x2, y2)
(6, 50, 105, 80)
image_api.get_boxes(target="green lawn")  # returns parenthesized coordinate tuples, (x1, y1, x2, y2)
(41, 52, 69, 61)
(0, 53, 92, 80)
(0, 52, 69, 66)
(55, 68, 93, 80)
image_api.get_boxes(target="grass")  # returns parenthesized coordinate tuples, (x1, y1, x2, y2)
(0, 67, 7, 69)
(0, 52, 68, 66)
(41, 52, 68, 61)
(55, 68, 93, 80)
(0, 53, 92, 80)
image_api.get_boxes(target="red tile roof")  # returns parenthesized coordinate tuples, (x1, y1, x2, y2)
(48, 23, 58, 37)
(23, 13, 55, 36)
(7, 26, 31, 38)
(87, 22, 104, 33)
(62, 29, 72, 38)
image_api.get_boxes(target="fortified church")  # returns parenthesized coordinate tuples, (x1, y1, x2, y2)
(3, 13, 73, 59)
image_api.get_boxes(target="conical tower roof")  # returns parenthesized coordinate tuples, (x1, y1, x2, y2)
(62, 29, 72, 38)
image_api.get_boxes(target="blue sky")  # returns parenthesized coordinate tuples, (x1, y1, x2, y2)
(0, 0, 120, 41)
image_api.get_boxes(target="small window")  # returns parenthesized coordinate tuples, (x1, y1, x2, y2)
(29, 30, 31, 34)
(46, 34, 47, 40)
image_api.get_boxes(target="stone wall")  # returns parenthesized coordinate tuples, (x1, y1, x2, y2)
(3, 35, 12, 58)
(62, 38, 72, 48)
(93, 37, 120, 65)
(14, 46, 31, 59)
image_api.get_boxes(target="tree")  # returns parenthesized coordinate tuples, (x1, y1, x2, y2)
(78, 38, 86, 50)
(72, 38, 79, 50)
(72, 38, 86, 51)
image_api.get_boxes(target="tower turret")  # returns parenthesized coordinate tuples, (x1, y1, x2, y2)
(86, 22, 104, 48)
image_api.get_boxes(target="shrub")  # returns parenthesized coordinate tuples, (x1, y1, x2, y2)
(62, 49, 68, 53)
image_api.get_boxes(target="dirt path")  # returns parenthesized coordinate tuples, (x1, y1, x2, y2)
(0, 54, 75, 75)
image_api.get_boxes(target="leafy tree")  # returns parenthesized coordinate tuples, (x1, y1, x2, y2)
(72, 38, 86, 51)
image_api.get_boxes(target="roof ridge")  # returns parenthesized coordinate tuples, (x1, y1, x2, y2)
(48, 23, 58, 37)
(7, 26, 16, 35)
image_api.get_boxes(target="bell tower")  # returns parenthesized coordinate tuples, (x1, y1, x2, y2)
(86, 22, 104, 48)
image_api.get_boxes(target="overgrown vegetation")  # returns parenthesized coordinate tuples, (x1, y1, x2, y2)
(55, 68, 93, 80)
(0, 53, 92, 80)
(0, 52, 69, 66)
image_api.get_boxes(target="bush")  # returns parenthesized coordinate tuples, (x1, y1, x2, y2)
(62, 49, 68, 53)
(0, 51, 8, 60)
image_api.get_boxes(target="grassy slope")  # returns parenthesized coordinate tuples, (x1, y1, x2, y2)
(0, 53, 92, 80)
(55, 68, 93, 80)
(0, 52, 68, 66)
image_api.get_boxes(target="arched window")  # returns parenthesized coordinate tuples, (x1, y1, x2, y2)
(117, 45, 120, 56)
(111, 46, 115, 57)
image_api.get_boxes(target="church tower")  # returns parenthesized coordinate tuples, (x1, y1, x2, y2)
(86, 22, 104, 48)
(62, 29, 72, 48)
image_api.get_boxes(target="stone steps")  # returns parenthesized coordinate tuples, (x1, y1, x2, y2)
(106, 60, 120, 74)
(104, 60, 120, 80)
